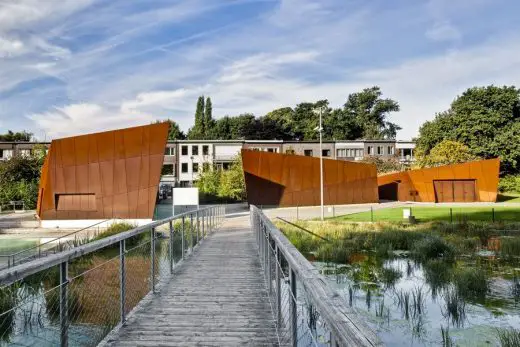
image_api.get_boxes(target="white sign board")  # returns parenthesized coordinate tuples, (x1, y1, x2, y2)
(403, 208, 411, 219)
(173, 188, 199, 206)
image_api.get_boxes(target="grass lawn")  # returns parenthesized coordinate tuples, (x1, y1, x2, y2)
(333, 206, 520, 222)
(497, 192, 520, 203)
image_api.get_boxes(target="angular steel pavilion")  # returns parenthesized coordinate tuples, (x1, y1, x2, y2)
(241, 149, 379, 207)
(377, 158, 500, 202)
(37, 123, 169, 227)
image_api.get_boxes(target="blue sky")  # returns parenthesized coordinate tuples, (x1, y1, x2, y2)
(1, 0, 520, 140)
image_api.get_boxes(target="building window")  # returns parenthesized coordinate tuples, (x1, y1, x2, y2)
(20, 149, 31, 157)
(223, 163, 230, 170)
(202, 145, 209, 155)
(161, 164, 174, 175)
(322, 149, 330, 157)
(285, 148, 295, 155)
(267, 148, 276, 153)
(337, 149, 347, 157)
(164, 147, 175, 156)
(304, 149, 313, 156)
(367, 146, 374, 155)
(376, 146, 383, 155)
(387, 146, 394, 155)
(193, 163, 199, 172)
(181, 163, 188, 173)
(192, 146, 199, 156)
(181, 146, 188, 156)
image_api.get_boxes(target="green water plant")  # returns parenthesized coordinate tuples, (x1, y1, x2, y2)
(454, 268, 488, 301)
(496, 328, 520, 347)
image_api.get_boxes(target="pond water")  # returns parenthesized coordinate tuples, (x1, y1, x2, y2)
(314, 255, 520, 346)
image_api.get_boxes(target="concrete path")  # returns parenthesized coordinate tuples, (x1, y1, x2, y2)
(105, 216, 278, 346)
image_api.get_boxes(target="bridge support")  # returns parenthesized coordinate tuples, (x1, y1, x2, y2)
(119, 239, 126, 323)
(60, 261, 68, 347)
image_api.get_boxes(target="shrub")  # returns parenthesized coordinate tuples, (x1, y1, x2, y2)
(499, 175, 520, 193)
(454, 268, 488, 300)
(500, 237, 520, 259)
(411, 236, 455, 261)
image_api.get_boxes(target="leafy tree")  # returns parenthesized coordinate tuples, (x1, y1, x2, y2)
(154, 119, 185, 140)
(204, 97, 214, 138)
(188, 96, 205, 139)
(415, 85, 520, 174)
(415, 140, 477, 168)
(218, 156, 246, 201)
(0, 130, 32, 142)
(343, 86, 400, 139)
(359, 156, 403, 173)
(0, 154, 44, 209)
(196, 164, 221, 197)
(209, 116, 233, 140)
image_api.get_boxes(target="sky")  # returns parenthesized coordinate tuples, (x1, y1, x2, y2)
(1, 0, 520, 141)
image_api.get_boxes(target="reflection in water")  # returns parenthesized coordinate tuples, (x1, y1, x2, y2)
(315, 255, 520, 346)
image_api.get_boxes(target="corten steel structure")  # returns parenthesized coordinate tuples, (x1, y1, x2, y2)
(241, 149, 378, 207)
(377, 158, 500, 202)
(37, 123, 169, 227)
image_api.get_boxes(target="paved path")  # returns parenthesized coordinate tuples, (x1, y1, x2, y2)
(105, 216, 278, 346)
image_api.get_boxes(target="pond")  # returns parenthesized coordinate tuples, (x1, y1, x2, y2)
(314, 254, 520, 346)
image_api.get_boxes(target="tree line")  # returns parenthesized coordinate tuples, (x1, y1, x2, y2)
(163, 86, 401, 141)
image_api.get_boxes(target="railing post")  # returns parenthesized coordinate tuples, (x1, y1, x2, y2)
(190, 213, 194, 252)
(202, 209, 205, 239)
(151, 227, 156, 293)
(196, 210, 200, 245)
(169, 221, 174, 274)
(119, 239, 126, 323)
(290, 267, 297, 347)
(275, 245, 281, 328)
(267, 233, 272, 295)
(181, 216, 185, 259)
(60, 261, 68, 347)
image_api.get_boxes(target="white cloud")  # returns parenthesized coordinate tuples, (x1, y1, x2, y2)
(0, 37, 25, 57)
(28, 103, 154, 138)
(426, 21, 461, 42)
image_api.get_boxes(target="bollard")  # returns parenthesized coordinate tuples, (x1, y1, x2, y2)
(370, 207, 374, 223)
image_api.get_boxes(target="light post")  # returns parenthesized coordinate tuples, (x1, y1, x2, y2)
(314, 106, 325, 221)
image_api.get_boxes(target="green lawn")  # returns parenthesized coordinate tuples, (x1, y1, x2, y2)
(334, 206, 520, 222)
(497, 193, 520, 203)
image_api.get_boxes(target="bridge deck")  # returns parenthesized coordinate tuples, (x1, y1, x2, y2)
(105, 216, 278, 346)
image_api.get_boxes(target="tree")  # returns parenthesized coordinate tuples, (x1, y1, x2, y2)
(154, 120, 185, 140)
(415, 85, 520, 174)
(218, 156, 246, 201)
(343, 86, 401, 139)
(204, 97, 214, 138)
(0, 130, 32, 142)
(0, 153, 44, 209)
(359, 156, 403, 174)
(415, 140, 477, 168)
(188, 96, 205, 139)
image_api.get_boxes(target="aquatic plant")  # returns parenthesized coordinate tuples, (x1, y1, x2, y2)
(441, 326, 454, 347)
(500, 237, 520, 259)
(396, 289, 411, 320)
(423, 259, 453, 299)
(496, 328, 520, 347)
(380, 267, 402, 289)
(512, 276, 520, 304)
(412, 286, 425, 316)
(411, 236, 454, 261)
(442, 287, 466, 327)
(454, 268, 488, 301)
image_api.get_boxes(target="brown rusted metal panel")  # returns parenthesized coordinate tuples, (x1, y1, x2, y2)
(377, 158, 500, 202)
(37, 123, 169, 220)
(241, 149, 378, 207)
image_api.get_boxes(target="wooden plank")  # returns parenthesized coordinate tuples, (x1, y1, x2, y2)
(103, 217, 278, 346)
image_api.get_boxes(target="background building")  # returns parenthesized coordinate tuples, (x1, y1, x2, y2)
(3, 138, 416, 186)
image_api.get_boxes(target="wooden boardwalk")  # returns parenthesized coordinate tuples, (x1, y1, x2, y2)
(105, 216, 279, 346)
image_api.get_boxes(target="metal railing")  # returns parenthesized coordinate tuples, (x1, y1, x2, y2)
(0, 219, 112, 269)
(0, 205, 225, 347)
(251, 205, 381, 347)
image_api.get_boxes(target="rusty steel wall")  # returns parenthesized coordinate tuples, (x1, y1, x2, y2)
(241, 149, 378, 207)
(37, 123, 169, 220)
(377, 158, 500, 202)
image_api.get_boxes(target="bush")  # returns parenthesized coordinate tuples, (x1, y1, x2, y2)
(499, 175, 520, 193)
(454, 268, 488, 300)
(411, 236, 455, 261)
